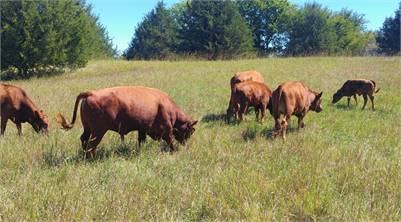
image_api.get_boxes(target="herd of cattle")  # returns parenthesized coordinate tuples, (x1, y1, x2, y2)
(0, 71, 379, 158)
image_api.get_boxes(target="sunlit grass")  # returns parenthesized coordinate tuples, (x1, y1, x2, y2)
(0, 57, 400, 220)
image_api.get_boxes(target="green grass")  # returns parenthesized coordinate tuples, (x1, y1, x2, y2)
(0, 57, 400, 220)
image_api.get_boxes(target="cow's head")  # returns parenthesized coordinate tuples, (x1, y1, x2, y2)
(173, 120, 198, 144)
(332, 91, 342, 104)
(310, 92, 323, 113)
(32, 110, 49, 133)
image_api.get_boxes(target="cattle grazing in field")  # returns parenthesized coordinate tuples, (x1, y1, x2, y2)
(332, 79, 379, 110)
(230, 70, 264, 90)
(226, 81, 272, 122)
(0, 83, 49, 135)
(56, 86, 198, 158)
(272, 81, 323, 139)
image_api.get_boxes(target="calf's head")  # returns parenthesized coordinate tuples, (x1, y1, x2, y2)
(310, 92, 323, 113)
(173, 120, 198, 144)
(32, 110, 49, 133)
(332, 91, 342, 104)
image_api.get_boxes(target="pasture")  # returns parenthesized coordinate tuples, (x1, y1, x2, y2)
(0, 57, 400, 220)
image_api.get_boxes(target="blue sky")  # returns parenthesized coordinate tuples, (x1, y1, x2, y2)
(87, 0, 399, 52)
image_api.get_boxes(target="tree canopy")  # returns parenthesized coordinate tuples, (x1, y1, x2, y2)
(376, 3, 400, 55)
(1, 0, 115, 79)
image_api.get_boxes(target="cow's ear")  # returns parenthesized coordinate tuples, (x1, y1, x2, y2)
(316, 92, 323, 99)
(190, 120, 198, 127)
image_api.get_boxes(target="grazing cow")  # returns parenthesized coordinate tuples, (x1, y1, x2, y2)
(332, 79, 379, 110)
(56, 86, 197, 158)
(230, 70, 264, 90)
(272, 81, 323, 139)
(0, 83, 49, 135)
(226, 81, 272, 122)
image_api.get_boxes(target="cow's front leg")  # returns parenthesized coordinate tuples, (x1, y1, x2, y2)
(16, 122, 22, 136)
(162, 130, 175, 152)
(1, 117, 8, 135)
(297, 116, 305, 129)
(138, 131, 146, 147)
(353, 94, 358, 106)
(347, 97, 351, 108)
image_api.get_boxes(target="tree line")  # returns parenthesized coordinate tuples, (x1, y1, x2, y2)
(1, 0, 399, 79)
(124, 0, 400, 60)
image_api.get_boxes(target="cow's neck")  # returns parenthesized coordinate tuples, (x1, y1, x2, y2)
(21, 100, 38, 123)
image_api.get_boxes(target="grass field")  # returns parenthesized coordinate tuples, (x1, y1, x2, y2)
(0, 57, 400, 220)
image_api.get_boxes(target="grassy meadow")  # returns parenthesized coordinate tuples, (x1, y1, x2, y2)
(0, 57, 400, 220)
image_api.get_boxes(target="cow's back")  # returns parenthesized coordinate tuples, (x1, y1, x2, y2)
(0, 83, 31, 109)
(230, 71, 264, 89)
(81, 86, 177, 132)
(342, 79, 375, 95)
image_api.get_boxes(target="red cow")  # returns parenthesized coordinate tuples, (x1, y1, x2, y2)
(272, 81, 323, 139)
(57, 86, 197, 158)
(0, 83, 49, 135)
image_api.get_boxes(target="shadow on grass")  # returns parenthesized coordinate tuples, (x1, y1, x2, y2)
(243, 125, 299, 141)
(201, 113, 226, 123)
(41, 142, 141, 167)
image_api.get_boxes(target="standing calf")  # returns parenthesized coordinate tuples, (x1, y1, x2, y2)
(272, 81, 322, 139)
(332, 79, 379, 110)
(226, 81, 272, 123)
(0, 83, 49, 135)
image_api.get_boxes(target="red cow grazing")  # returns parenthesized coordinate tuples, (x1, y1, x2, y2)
(230, 70, 264, 90)
(226, 81, 272, 122)
(0, 83, 49, 135)
(56, 86, 197, 158)
(272, 81, 323, 139)
(332, 79, 379, 110)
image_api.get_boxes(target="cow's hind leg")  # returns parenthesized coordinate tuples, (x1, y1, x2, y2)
(85, 132, 105, 159)
(362, 94, 368, 110)
(16, 122, 22, 136)
(238, 102, 248, 122)
(368, 94, 375, 111)
(347, 97, 351, 108)
(281, 115, 291, 139)
(80, 129, 91, 150)
(353, 95, 358, 106)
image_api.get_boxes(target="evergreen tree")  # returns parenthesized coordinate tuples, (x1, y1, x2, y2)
(376, 3, 400, 55)
(124, 1, 177, 60)
(178, 0, 254, 59)
(1, 0, 115, 79)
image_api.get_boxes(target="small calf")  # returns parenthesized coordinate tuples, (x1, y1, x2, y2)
(332, 79, 379, 110)
(227, 81, 272, 123)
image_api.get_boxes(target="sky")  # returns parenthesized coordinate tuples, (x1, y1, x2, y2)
(87, 0, 399, 53)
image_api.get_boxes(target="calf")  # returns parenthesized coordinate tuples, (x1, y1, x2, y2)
(57, 86, 197, 158)
(226, 81, 272, 123)
(332, 79, 379, 110)
(272, 81, 323, 139)
(0, 83, 49, 135)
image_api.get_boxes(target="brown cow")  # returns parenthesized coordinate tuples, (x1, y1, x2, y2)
(332, 79, 379, 110)
(230, 70, 264, 90)
(56, 86, 197, 158)
(0, 83, 49, 135)
(226, 81, 272, 122)
(272, 81, 323, 139)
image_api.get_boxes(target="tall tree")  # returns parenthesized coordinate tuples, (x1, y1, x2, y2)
(178, 0, 254, 59)
(236, 0, 293, 55)
(1, 0, 115, 79)
(376, 2, 400, 55)
(124, 1, 177, 60)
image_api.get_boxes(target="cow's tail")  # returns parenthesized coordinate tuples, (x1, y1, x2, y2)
(273, 86, 284, 117)
(371, 80, 380, 93)
(56, 91, 92, 130)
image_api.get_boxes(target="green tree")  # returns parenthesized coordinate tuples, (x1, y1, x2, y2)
(124, 1, 177, 60)
(178, 0, 254, 59)
(376, 3, 400, 55)
(1, 0, 114, 79)
(236, 0, 293, 55)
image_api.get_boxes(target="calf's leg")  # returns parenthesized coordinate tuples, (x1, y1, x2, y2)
(362, 94, 368, 110)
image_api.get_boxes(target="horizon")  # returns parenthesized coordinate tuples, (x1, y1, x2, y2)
(87, 0, 400, 52)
